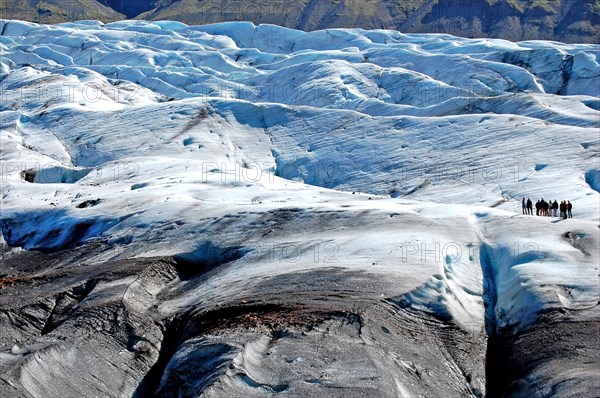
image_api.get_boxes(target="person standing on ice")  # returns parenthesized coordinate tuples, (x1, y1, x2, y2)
(560, 201, 567, 219)
(535, 200, 541, 216)
(541, 199, 548, 216)
(552, 200, 558, 217)
(522, 197, 527, 214)
(567, 201, 573, 218)
(527, 198, 533, 215)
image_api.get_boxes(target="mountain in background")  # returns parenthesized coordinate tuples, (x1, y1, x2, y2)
(0, 0, 598, 43)
(0, 0, 123, 24)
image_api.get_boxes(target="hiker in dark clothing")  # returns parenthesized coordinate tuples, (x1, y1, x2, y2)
(560, 201, 567, 219)
(552, 200, 558, 217)
(522, 197, 527, 214)
(535, 200, 541, 216)
(540, 199, 546, 216)
(542, 199, 549, 216)
(567, 201, 573, 218)
(526, 198, 533, 215)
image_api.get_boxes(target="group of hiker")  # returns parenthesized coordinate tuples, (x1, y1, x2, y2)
(521, 197, 572, 219)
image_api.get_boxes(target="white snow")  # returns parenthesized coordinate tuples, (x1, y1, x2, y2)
(0, 19, 598, 340)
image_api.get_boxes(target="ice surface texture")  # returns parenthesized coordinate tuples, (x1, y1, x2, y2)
(0, 20, 599, 398)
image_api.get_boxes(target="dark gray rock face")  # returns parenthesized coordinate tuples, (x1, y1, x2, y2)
(0, 244, 484, 397)
(486, 309, 600, 398)
(101, 0, 160, 19)
(1, 241, 598, 397)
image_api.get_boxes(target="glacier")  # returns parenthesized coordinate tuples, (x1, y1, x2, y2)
(0, 19, 599, 397)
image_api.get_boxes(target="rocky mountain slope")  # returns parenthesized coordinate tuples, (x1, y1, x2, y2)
(0, 0, 123, 25)
(1, 0, 599, 43)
